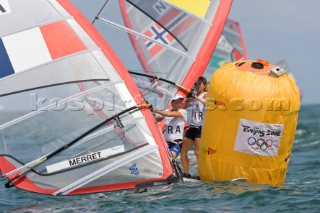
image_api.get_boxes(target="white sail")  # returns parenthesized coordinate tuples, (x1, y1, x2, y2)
(0, 0, 174, 195)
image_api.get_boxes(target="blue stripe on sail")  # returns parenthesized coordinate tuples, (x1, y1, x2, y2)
(167, 13, 187, 31)
(0, 38, 14, 78)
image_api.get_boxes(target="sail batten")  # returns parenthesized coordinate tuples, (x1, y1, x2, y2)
(96, 17, 193, 59)
(0, 81, 122, 131)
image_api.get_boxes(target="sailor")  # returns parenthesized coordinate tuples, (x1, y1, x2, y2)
(181, 76, 207, 178)
(134, 95, 187, 193)
(153, 94, 187, 158)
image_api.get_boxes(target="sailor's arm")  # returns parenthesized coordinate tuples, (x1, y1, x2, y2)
(195, 93, 207, 105)
(153, 110, 183, 118)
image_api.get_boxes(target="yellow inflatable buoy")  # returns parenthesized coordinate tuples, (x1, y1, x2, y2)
(198, 59, 300, 186)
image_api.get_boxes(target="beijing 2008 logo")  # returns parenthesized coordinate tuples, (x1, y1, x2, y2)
(247, 137, 273, 150)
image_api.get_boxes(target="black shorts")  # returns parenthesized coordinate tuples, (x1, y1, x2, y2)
(185, 126, 202, 141)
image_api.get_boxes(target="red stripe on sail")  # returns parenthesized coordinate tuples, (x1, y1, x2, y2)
(150, 44, 163, 57)
(171, 16, 197, 36)
(0, 156, 16, 175)
(0, 156, 55, 194)
(159, 8, 181, 26)
(40, 21, 86, 60)
(233, 48, 243, 60)
(232, 20, 247, 59)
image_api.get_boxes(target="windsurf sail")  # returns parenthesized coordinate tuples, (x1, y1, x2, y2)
(276, 60, 303, 100)
(0, 0, 177, 195)
(83, 0, 232, 109)
(204, 19, 247, 80)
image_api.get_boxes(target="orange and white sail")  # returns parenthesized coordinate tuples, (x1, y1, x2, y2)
(88, 0, 232, 108)
(0, 0, 175, 195)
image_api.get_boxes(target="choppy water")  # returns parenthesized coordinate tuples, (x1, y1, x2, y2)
(1, 104, 319, 212)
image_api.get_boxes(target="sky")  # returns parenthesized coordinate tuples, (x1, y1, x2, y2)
(228, 0, 320, 105)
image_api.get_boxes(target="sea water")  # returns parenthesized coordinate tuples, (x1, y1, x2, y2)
(0, 104, 319, 212)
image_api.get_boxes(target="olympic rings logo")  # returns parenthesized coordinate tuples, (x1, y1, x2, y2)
(247, 137, 273, 151)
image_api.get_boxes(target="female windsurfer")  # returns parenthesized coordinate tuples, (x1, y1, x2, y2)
(153, 94, 187, 158)
(181, 76, 207, 178)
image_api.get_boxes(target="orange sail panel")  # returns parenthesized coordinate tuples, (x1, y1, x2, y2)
(40, 21, 87, 60)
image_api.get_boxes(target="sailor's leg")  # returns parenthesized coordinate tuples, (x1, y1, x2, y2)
(194, 137, 201, 158)
(181, 136, 194, 176)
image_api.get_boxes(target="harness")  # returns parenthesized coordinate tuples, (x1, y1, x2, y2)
(167, 139, 183, 145)
(189, 125, 201, 129)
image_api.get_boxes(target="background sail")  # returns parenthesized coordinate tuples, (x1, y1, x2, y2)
(204, 19, 247, 80)
(77, 0, 232, 109)
(276, 60, 303, 100)
(0, 0, 173, 195)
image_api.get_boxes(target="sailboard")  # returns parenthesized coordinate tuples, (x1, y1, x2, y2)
(0, 0, 179, 195)
(84, 0, 233, 109)
(204, 19, 247, 80)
